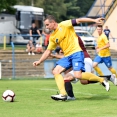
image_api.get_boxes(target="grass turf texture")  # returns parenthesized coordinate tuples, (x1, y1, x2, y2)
(0, 79, 117, 117)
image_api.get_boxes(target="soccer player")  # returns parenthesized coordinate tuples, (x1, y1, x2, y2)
(33, 15, 110, 101)
(93, 25, 117, 82)
(50, 36, 116, 100)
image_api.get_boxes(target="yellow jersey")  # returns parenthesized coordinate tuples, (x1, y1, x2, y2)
(97, 33, 110, 57)
(47, 20, 82, 56)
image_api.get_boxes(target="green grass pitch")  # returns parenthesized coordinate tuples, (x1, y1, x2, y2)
(0, 78, 117, 117)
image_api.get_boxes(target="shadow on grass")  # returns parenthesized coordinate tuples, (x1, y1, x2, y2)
(75, 95, 113, 100)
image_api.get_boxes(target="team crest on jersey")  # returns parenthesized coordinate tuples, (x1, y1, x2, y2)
(59, 27, 62, 31)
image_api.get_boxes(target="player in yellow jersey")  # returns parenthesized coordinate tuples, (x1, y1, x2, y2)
(33, 15, 110, 101)
(93, 25, 117, 85)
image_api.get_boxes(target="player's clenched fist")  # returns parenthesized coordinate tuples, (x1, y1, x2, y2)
(95, 17, 104, 25)
(33, 61, 40, 66)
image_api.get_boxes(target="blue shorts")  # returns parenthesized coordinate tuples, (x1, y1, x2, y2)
(56, 51, 85, 72)
(94, 55, 112, 68)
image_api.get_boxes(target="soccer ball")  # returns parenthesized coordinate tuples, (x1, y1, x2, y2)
(2, 90, 15, 102)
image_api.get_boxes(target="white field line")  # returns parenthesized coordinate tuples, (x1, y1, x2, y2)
(40, 88, 98, 96)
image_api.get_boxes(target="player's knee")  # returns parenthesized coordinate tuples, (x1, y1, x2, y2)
(52, 69, 60, 75)
(93, 63, 98, 68)
(52, 69, 56, 75)
(108, 67, 112, 70)
(80, 80, 89, 85)
(64, 75, 74, 81)
(74, 74, 82, 79)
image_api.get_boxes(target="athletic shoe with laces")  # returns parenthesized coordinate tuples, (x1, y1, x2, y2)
(67, 96, 76, 100)
(110, 74, 117, 86)
(101, 80, 110, 91)
(51, 94, 67, 101)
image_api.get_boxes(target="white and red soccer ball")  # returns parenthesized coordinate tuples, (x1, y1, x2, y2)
(2, 90, 15, 102)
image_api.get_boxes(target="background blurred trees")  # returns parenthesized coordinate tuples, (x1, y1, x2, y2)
(0, 0, 95, 21)
(35, 0, 67, 21)
(0, 0, 17, 14)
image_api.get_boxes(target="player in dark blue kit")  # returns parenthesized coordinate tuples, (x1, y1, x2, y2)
(104, 26, 114, 39)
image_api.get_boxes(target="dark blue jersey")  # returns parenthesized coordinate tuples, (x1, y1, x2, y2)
(104, 29, 110, 38)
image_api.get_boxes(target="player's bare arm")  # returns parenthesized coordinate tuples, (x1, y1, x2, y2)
(33, 49, 52, 66)
(96, 43, 110, 53)
(110, 33, 114, 39)
(76, 17, 104, 25)
(50, 54, 64, 59)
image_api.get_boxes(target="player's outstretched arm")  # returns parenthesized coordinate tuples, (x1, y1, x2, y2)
(50, 53, 64, 59)
(110, 32, 114, 39)
(76, 17, 104, 25)
(33, 49, 52, 66)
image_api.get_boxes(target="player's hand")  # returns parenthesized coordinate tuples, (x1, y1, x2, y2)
(96, 48, 101, 53)
(113, 38, 115, 42)
(95, 46, 99, 49)
(50, 54, 55, 58)
(33, 61, 40, 67)
(95, 17, 104, 25)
